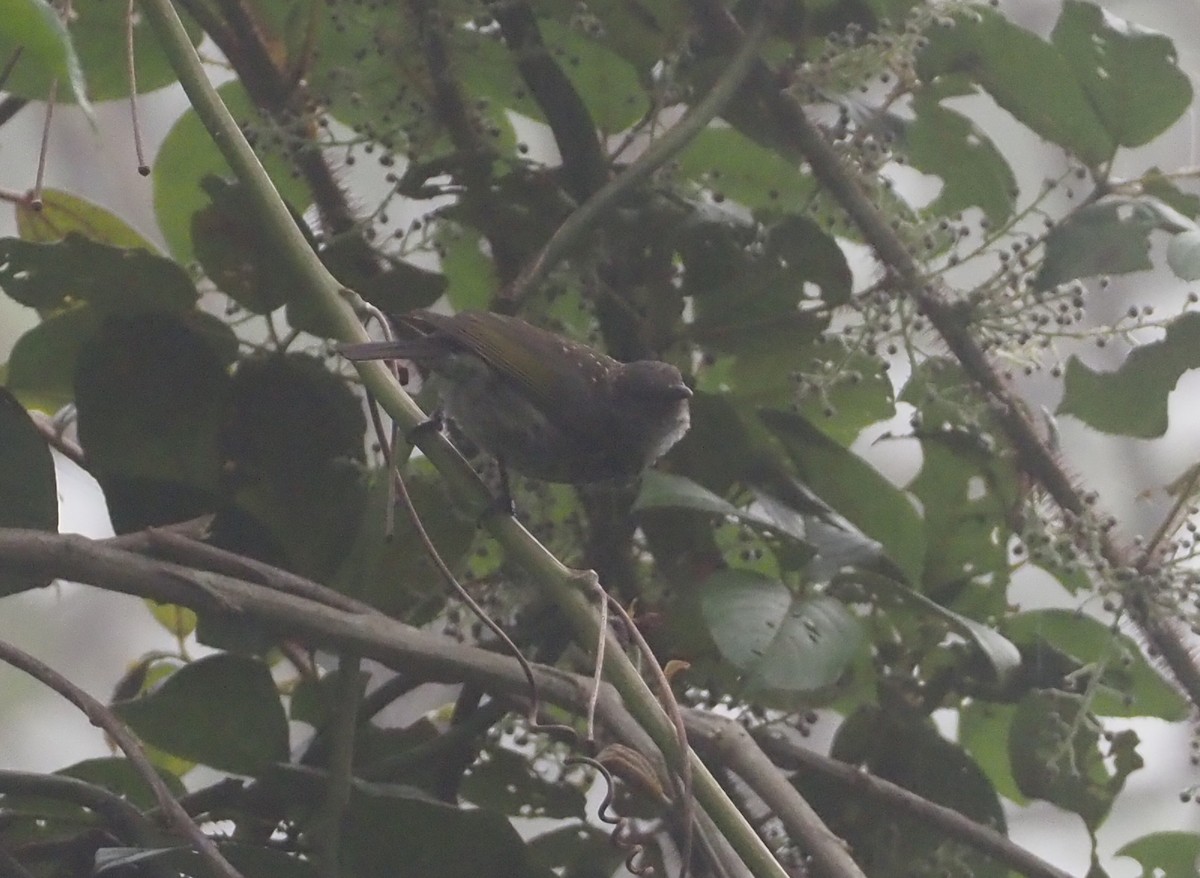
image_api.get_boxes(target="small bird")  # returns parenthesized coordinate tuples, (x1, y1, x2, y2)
(339, 309, 692, 486)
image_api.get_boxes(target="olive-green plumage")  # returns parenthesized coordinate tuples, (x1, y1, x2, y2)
(340, 310, 692, 483)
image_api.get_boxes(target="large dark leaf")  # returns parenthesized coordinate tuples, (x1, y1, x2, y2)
(700, 568, 862, 695)
(760, 408, 926, 582)
(1035, 200, 1156, 290)
(332, 464, 475, 619)
(1009, 690, 1141, 829)
(0, 387, 57, 533)
(803, 705, 1007, 878)
(1051, 1, 1192, 148)
(213, 353, 370, 583)
(74, 312, 236, 531)
(460, 747, 587, 820)
(340, 779, 553, 878)
(1058, 311, 1200, 438)
(114, 654, 289, 776)
(58, 757, 186, 812)
(153, 83, 311, 262)
(0, 234, 197, 315)
(917, 6, 1113, 166)
(0, 387, 56, 593)
(1003, 610, 1187, 720)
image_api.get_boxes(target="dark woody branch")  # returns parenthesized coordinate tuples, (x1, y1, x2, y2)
(0, 527, 1084, 878)
(491, 2, 610, 201)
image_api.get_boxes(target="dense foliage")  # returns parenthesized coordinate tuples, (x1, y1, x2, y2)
(1, 0, 1199, 876)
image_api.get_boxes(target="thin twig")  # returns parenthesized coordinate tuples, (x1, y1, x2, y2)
(389, 465, 576, 744)
(0, 639, 244, 878)
(31, 79, 57, 209)
(125, 0, 149, 175)
(313, 653, 361, 878)
(504, 13, 771, 301)
(604, 592, 694, 878)
(27, 411, 87, 471)
(586, 584, 608, 742)
(107, 526, 381, 616)
(0, 770, 159, 845)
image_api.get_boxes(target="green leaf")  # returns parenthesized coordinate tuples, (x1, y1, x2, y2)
(791, 339, 894, 446)
(634, 470, 806, 542)
(0, 387, 57, 595)
(1035, 200, 1157, 290)
(815, 707, 1007, 878)
(539, 19, 648, 133)
(332, 465, 475, 619)
(1, 0, 202, 105)
(191, 177, 295, 315)
(1116, 831, 1200, 878)
(0, 0, 90, 114)
(212, 353, 373, 582)
(917, 7, 1114, 166)
(5, 305, 102, 410)
(760, 408, 926, 582)
(863, 572, 1021, 684)
(16, 189, 155, 249)
(959, 701, 1025, 804)
(908, 432, 1017, 614)
(0, 234, 197, 315)
(1142, 170, 1200, 220)
(1051, 1, 1192, 148)
(340, 779, 553, 878)
(677, 127, 816, 210)
(221, 353, 366, 482)
(115, 654, 289, 776)
(700, 569, 862, 694)
(555, 0, 687, 73)
(1009, 690, 1141, 829)
(461, 747, 587, 820)
(58, 757, 185, 812)
(1004, 609, 1187, 720)
(74, 312, 235, 531)
(440, 225, 500, 312)
(154, 82, 311, 262)
(0, 387, 57, 532)
(307, 3, 436, 145)
(689, 214, 849, 318)
(145, 600, 197, 641)
(906, 93, 1017, 226)
(1058, 311, 1200, 438)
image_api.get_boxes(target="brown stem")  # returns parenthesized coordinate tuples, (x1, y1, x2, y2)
(491, 3, 609, 200)
(407, 0, 524, 283)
